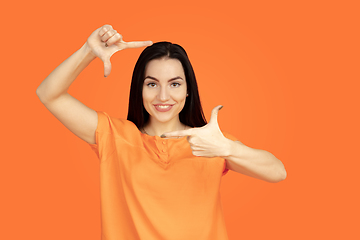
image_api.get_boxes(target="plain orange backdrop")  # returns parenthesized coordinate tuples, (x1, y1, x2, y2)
(1, 0, 359, 239)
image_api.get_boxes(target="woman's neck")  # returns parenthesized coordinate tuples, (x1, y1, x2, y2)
(143, 117, 186, 137)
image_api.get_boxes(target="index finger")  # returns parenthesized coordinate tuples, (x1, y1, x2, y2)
(161, 128, 194, 138)
(124, 40, 153, 49)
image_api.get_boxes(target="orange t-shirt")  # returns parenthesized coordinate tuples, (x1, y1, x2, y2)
(89, 111, 237, 240)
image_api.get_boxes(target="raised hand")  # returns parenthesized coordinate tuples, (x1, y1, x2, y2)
(161, 105, 232, 158)
(86, 24, 153, 77)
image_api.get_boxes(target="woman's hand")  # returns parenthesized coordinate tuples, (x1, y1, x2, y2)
(161, 105, 233, 158)
(86, 24, 152, 77)
(162, 105, 287, 182)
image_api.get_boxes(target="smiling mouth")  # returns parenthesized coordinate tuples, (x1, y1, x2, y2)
(154, 104, 174, 112)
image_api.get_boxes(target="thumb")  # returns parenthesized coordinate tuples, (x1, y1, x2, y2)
(103, 59, 112, 77)
(208, 105, 223, 126)
(103, 47, 122, 77)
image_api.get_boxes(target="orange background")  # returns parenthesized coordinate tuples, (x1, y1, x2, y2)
(1, 0, 359, 239)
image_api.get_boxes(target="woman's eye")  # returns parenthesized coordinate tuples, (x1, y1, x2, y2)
(171, 82, 181, 87)
(147, 83, 157, 87)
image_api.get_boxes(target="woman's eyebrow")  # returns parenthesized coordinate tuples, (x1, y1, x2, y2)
(144, 76, 184, 81)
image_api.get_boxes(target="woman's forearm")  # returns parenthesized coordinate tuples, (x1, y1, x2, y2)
(223, 140, 287, 183)
(36, 42, 96, 103)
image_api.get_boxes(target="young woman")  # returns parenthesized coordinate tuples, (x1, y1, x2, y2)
(37, 24, 286, 240)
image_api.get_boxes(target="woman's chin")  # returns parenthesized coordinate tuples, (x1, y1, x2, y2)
(150, 114, 178, 124)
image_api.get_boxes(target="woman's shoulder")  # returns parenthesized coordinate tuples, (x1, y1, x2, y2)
(95, 111, 139, 134)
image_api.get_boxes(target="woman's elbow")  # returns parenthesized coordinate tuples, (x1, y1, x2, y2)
(36, 86, 46, 102)
(278, 168, 287, 182)
(269, 166, 287, 183)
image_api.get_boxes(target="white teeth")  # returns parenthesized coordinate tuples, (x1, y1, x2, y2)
(157, 105, 170, 109)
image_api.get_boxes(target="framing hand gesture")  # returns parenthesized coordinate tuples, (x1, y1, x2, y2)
(86, 24, 152, 77)
(162, 105, 232, 158)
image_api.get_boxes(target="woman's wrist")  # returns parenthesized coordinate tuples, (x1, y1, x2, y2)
(218, 137, 239, 158)
(221, 138, 249, 160)
(81, 42, 97, 61)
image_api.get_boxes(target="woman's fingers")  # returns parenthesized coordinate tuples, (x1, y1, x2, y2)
(89, 24, 152, 77)
(98, 25, 113, 37)
(98, 25, 123, 47)
(124, 40, 153, 49)
(100, 29, 120, 44)
(161, 128, 194, 138)
(105, 33, 123, 47)
(97, 24, 152, 49)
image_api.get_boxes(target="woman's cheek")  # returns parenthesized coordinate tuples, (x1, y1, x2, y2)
(173, 88, 187, 100)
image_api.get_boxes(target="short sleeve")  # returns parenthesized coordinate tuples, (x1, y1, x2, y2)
(221, 131, 239, 176)
(88, 111, 139, 162)
(88, 111, 111, 160)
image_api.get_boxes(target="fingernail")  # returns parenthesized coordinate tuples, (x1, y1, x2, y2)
(219, 105, 223, 110)
(160, 134, 166, 138)
(104, 75, 107, 78)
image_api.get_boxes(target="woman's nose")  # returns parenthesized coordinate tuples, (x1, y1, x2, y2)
(158, 86, 170, 101)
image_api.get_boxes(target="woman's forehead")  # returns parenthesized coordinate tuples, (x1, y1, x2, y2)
(145, 58, 185, 79)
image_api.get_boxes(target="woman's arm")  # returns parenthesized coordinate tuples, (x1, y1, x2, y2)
(36, 25, 152, 144)
(36, 42, 98, 144)
(223, 140, 287, 183)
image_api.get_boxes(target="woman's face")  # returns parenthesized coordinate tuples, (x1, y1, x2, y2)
(142, 58, 187, 124)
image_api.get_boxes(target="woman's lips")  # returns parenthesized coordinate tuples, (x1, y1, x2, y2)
(154, 104, 174, 112)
